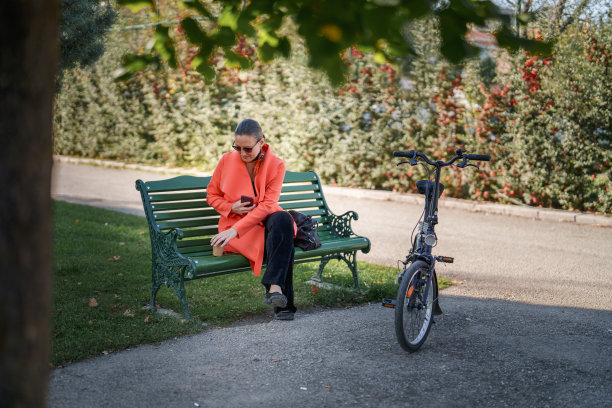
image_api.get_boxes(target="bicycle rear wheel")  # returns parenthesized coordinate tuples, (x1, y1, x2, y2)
(394, 260, 436, 352)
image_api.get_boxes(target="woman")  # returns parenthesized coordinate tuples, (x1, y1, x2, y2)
(207, 119, 297, 320)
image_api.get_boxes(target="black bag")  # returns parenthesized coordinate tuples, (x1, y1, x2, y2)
(288, 210, 322, 251)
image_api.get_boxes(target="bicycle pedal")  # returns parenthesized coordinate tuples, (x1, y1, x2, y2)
(435, 256, 454, 263)
(381, 298, 396, 308)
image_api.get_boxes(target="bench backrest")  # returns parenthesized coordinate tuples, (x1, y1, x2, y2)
(136, 171, 335, 257)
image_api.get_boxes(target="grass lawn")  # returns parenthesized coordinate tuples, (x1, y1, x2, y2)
(52, 200, 451, 366)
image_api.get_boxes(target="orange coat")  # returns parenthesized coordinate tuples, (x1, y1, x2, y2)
(206, 144, 293, 275)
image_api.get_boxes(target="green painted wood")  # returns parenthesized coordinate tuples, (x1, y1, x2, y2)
(185, 236, 370, 275)
(179, 247, 211, 256)
(178, 228, 216, 239)
(294, 237, 369, 259)
(299, 209, 327, 217)
(281, 184, 321, 193)
(148, 191, 207, 202)
(192, 253, 251, 273)
(278, 192, 322, 202)
(282, 171, 318, 183)
(279, 201, 324, 210)
(157, 218, 219, 230)
(144, 175, 211, 192)
(153, 209, 216, 221)
(176, 238, 210, 249)
(151, 200, 210, 211)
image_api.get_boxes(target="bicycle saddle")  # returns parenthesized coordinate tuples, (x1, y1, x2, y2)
(416, 180, 445, 198)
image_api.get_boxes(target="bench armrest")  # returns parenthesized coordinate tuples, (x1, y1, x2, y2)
(150, 227, 196, 278)
(329, 211, 359, 238)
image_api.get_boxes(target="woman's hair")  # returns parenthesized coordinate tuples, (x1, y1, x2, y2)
(234, 119, 264, 141)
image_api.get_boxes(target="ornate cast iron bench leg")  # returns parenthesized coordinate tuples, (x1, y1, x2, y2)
(164, 265, 192, 320)
(338, 250, 360, 290)
(149, 260, 164, 312)
(313, 252, 360, 290)
(313, 255, 333, 283)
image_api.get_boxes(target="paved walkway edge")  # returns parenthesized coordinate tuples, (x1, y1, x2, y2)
(53, 155, 612, 227)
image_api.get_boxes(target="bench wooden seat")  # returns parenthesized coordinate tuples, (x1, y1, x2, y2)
(136, 170, 371, 319)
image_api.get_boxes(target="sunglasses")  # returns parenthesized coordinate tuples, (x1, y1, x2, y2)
(232, 139, 261, 153)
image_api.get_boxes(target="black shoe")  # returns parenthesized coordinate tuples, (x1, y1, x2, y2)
(274, 310, 295, 320)
(264, 292, 287, 308)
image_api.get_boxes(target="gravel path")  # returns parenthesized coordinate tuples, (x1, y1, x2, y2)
(48, 160, 612, 407)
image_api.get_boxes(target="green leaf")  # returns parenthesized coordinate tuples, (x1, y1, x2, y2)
(257, 26, 279, 48)
(117, 0, 154, 13)
(277, 37, 291, 58)
(321, 57, 347, 87)
(195, 61, 216, 82)
(260, 15, 283, 32)
(496, 28, 554, 55)
(224, 49, 251, 69)
(213, 27, 237, 47)
(121, 53, 156, 71)
(437, 8, 479, 63)
(181, 17, 207, 45)
(219, 6, 239, 30)
(153, 25, 177, 68)
(259, 42, 275, 61)
(237, 13, 256, 37)
(373, 51, 387, 64)
(179, 0, 213, 19)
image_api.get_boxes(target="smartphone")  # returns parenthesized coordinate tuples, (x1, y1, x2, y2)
(241, 195, 254, 205)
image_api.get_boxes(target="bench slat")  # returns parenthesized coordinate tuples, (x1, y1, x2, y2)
(144, 175, 210, 192)
(177, 238, 210, 248)
(151, 200, 210, 211)
(279, 201, 324, 211)
(299, 209, 327, 217)
(149, 191, 207, 202)
(283, 172, 318, 183)
(179, 227, 217, 238)
(281, 184, 321, 193)
(157, 218, 219, 230)
(278, 192, 322, 202)
(153, 209, 216, 221)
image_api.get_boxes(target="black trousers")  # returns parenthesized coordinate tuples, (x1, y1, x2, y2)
(261, 211, 296, 313)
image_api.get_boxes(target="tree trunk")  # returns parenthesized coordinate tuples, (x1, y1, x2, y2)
(0, 1, 58, 407)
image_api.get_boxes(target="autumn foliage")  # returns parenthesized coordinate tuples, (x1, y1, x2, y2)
(54, 17, 611, 213)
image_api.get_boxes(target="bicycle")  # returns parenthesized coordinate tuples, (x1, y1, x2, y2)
(382, 148, 490, 352)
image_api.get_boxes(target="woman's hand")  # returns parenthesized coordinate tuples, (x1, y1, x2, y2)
(211, 228, 238, 247)
(231, 200, 255, 215)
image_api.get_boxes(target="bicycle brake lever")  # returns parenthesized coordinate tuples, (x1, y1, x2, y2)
(396, 161, 410, 166)
(410, 157, 419, 166)
(455, 156, 468, 168)
(466, 163, 479, 170)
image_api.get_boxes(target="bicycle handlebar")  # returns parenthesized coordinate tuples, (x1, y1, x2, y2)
(393, 150, 416, 159)
(393, 149, 490, 166)
(466, 154, 491, 162)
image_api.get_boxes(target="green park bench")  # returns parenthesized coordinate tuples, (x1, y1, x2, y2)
(136, 171, 371, 319)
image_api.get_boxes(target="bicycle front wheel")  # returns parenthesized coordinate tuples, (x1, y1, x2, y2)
(394, 260, 436, 352)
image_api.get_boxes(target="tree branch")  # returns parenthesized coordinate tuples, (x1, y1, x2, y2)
(559, 0, 590, 33)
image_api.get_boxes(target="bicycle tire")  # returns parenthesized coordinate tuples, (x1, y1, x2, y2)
(394, 260, 436, 352)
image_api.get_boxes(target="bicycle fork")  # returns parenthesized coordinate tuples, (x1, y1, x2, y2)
(383, 261, 447, 316)
(382, 264, 434, 310)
